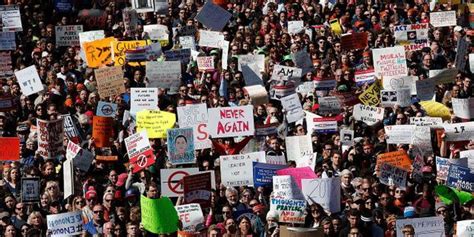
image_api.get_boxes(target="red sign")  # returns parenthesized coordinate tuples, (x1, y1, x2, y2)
(0, 137, 19, 161)
(129, 149, 155, 173)
(183, 172, 212, 208)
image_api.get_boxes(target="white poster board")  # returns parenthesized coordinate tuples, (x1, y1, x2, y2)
(15, 65, 43, 96)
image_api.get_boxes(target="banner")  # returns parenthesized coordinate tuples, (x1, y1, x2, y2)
(55, 25, 83, 47)
(358, 80, 382, 106)
(94, 66, 125, 99)
(112, 40, 149, 66)
(83, 37, 116, 68)
(253, 162, 286, 187)
(285, 135, 312, 161)
(146, 61, 181, 89)
(92, 116, 114, 148)
(183, 173, 211, 208)
(37, 118, 64, 159)
(141, 196, 179, 234)
(167, 128, 195, 165)
(136, 110, 176, 138)
(302, 177, 341, 213)
(353, 104, 384, 126)
(394, 23, 429, 51)
(281, 93, 304, 123)
(395, 217, 444, 237)
(0, 5, 22, 32)
(219, 152, 264, 186)
(47, 211, 83, 237)
(195, 1, 231, 31)
(0, 137, 19, 161)
(452, 98, 474, 119)
(378, 163, 408, 189)
(270, 198, 306, 224)
(384, 125, 415, 144)
(125, 131, 155, 173)
(443, 122, 474, 141)
(0, 32, 15, 50)
(15, 65, 43, 96)
(377, 150, 412, 171)
(177, 104, 211, 150)
(372, 46, 408, 80)
(130, 88, 158, 114)
(430, 11, 457, 27)
(447, 164, 474, 192)
(207, 105, 255, 138)
(21, 177, 40, 203)
(175, 204, 204, 232)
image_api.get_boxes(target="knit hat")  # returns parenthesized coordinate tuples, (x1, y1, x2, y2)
(266, 210, 278, 221)
(404, 206, 416, 218)
(116, 173, 128, 187)
(85, 186, 97, 200)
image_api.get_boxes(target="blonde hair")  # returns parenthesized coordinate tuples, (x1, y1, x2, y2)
(27, 211, 44, 226)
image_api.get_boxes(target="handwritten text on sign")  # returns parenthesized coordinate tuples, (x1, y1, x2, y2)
(208, 105, 255, 138)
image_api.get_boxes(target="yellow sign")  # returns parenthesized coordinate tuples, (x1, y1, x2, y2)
(419, 101, 451, 121)
(136, 110, 176, 138)
(330, 19, 342, 36)
(358, 80, 382, 106)
(112, 40, 149, 66)
(83, 37, 117, 68)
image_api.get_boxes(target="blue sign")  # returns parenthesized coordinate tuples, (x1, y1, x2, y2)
(253, 162, 286, 187)
(54, 0, 73, 13)
(447, 164, 474, 192)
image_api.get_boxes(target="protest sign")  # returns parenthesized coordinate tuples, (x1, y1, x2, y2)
(276, 167, 318, 190)
(146, 61, 181, 88)
(253, 162, 286, 187)
(123, 7, 138, 35)
(83, 37, 116, 68)
(238, 54, 265, 73)
(470, 54, 474, 73)
(410, 117, 443, 127)
(177, 103, 211, 150)
(130, 88, 158, 114)
(0, 32, 15, 50)
(183, 172, 211, 208)
(92, 116, 113, 148)
(384, 125, 415, 144)
(66, 141, 94, 172)
(354, 69, 376, 86)
(358, 80, 382, 106)
(37, 118, 64, 159)
(94, 66, 125, 99)
(79, 30, 105, 61)
(372, 46, 408, 80)
(112, 40, 149, 66)
(221, 40, 229, 69)
(340, 129, 354, 145)
(0, 5, 22, 32)
(175, 204, 204, 232)
(198, 30, 225, 48)
(0, 51, 13, 77)
(285, 135, 313, 161)
(312, 117, 338, 133)
(62, 114, 82, 144)
(430, 68, 457, 85)
(383, 76, 417, 95)
(452, 98, 474, 119)
(395, 217, 444, 237)
(353, 104, 384, 126)
(96, 156, 118, 162)
(96, 101, 117, 118)
(131, 0, 155, 12)
(377, 150, 412, 171)
(54, 0, 73, 12)
(255, 123, 278, 136)
(243, 85, 269, 106)
(457, 220, 474, 237)
(207, 105, 255, 138)
(55, 25, 83, 47)
(241, 63, 263, 86)
(318, 96, 341, 115)
(125, 131, 155, 173)
(195, 1, 231, 31)
(394, 23, 429, 51)
(78, 9, 107, 30)
(330, 18, 342, 36)
(460, 150, 474, 159)
(447, 164, 474, 192)
(197, 56, 214, 71)
(280, 226, 324, 237)
(378, 163, 408, 189)
(313, 76, 336, 91)
(47, 211, 83, 237)
(167, 128, 195, 165)
(430, 11, 457, 27)
(273, 175, 304, 200)
(143, 24, 168, 41)
(0, 137, 19, 161)
(270, 198, 306, 224)
(164, 48, 191, 64)
(281, 93, 304, 123)
(0, 95, 14, 112)
(302, 177, 341, 213)
(295, 153, 316, 171)
(141, 196, 179, 234)
(288, 21, 304, 34)
(296, 81, 315, 94)
(127, 42, 162, 62)
(15, 65, 43, 96)
(412, 126, 433, 155)
(179, 36, 196, 50)
(219, 152, 265, 186)
(436, 156, 451, 181)
(160, 168, 200, 197)
(272, 65, 302, 82)
(136, 110, 176, 138)
(63, 159, 74, 199)
(21, 177, 40, 203)
(291, 50, 313, 74)
(340, 32, 368, 50)
(416, 78, 436, 101)
(443, 122, 474, 141)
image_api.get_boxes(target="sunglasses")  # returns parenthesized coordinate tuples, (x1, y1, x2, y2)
(93, 210, 103, 214)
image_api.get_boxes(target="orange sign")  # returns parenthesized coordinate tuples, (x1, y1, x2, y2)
(92, 116, 114, 148)
(377, 150, 412, 171)
(96, 156, 118, 162)
(0, 137, 19, 161)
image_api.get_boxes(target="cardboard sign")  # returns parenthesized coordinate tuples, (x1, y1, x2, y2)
(354, 69, 376, 86)
(0, 137, 19, 161)
(160, 168, 200, 197)
(140, 196, 179, 234)
(125, 131, 155, 173)
(175, 204, 204, 232)
(167, 128, 195, 165)
(447, 164, 474, 192)
(372, 46, 408, 80)
(253, 162, 286, 187)
(136, 110, 176, 138)
(302, 177, 341, 213)
(83, 37, 116, 68)
(443, 122, 474, 141)
(112, 40, 149, 66)
(220, 152, 265, 186)
(273, 175, 304, 200)
(281, 93, 304, 123)
(353, 104, 384, 126)
(92, 116, 114, 148)
(63, 159, 74, 199)
(47, 211, 83, 237)
(146, 61, 181, 89)
(55, 25, 83, 47)
(130, 88, 158, 114)
(378, 163, 408, 189)
(197, 56, 214, 71)
(96, 101, 117, 117)
(207, 105, 255, 138)
(395, 217, 444, 237)
(79, 30, 105, 61)
(359, 80, 382, 106)
(430, 11, 457, 27)
(384, 125, 415, 144)
(21, 177, 40, 203)
(288, 21, 304, 34)
(394, 23, 429, 51)
(285, 135, 312, 161)
(0, 5, 22, 32)
(198, 30, 225, 48)
(37, 118, 64, 159)
(66, 141, 94, 172)
(410, 117, 443, 127)
(377, 150, 412, 171)
(341, 32, 368, 50)
(94, 66, 125, 99)
(195, 1, 231, 31)
(0, 32, 15, 50)
(144, 24, 168, 41)
(270, 198, 306, 224)
(96, 156, 118, 162)
(276, 167, 318, 190)
(177, 104, 211, 150)
(15, 65, 43, 96)
(183, 173, 211, 208)
(452, 98, 474, 119)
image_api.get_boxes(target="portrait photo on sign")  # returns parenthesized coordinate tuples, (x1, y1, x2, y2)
(167, 128, 195, 165)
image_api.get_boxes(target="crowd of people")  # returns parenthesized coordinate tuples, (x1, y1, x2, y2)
(0, 0, 473, 236)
